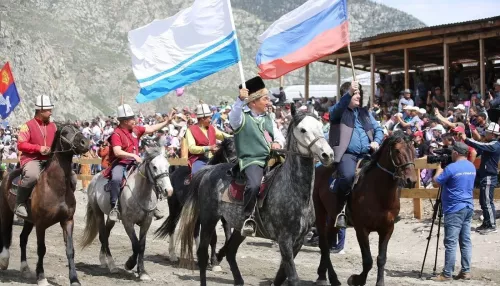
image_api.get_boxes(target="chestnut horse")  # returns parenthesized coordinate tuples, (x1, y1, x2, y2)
(0, 123, 89, 286)
(313, 132, 416, 286)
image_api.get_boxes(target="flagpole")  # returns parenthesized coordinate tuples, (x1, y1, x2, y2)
(347, 43, 356, 81)
(226, 0, 246, 88)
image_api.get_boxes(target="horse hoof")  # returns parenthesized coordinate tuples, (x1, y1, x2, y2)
(71, 282, 81, 286)
(169, 255, 178, 263)
(347, 276, 354, 286)
(109, 267, 119, 274)
(107, 259, 118, 272)
(37, 278, 50, 286)
(212, 265, 222, 272)
(315, 279, 329, 286)
(20, 263, 34, 279)
(0, 251, 9, 270)
(139, 273, 151, 281)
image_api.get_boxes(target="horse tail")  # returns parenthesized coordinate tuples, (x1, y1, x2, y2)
(80, 201, 98, 249)
(178, 170, 206, 269)
(155, 205, 179, 239)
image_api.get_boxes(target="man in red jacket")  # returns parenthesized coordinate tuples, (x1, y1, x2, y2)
(15, 95, 57, 218)
(107, 104, 170, 221)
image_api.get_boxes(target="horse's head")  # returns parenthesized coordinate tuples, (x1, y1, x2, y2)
(53, 123, 90, 154)
(377, 131, 417, 185)
(143, 146, 173, 198)
(287, 107, 334, 165)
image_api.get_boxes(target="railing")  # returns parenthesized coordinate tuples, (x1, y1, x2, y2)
(3, 157, 496, 219)
(401, 158, 500, 219)
(2, 157, 189, 188)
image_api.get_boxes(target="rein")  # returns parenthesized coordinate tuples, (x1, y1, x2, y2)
(133, 159, 170, 212)
(276, 133, 325, 158)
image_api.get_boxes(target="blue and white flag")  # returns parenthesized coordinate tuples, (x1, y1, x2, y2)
(129, 0, 241, 103)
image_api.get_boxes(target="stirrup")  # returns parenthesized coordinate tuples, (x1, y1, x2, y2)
(15, 204, 28, 218)
(241, 217, 256, 237)
(334, 203, 347, 228)
(109, 207, 120, 222)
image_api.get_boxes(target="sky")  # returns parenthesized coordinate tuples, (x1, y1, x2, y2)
(372, 0, 500, 26)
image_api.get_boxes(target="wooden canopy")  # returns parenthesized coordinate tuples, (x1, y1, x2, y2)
(304, 16, 500, 106)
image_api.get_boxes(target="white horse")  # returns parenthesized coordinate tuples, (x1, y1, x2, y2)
(80, 146, 173, 281)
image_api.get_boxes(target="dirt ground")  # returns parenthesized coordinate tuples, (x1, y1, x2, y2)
(1, 187, 500, 286)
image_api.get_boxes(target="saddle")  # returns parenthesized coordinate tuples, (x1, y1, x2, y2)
(103, 164, 137, 192)
(222, 160, 283, 207)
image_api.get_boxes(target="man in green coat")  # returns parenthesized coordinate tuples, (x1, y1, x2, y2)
(229, 76, 285, 236)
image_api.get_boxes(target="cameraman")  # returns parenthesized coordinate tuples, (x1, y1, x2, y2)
(432, 142, 475, 282)
(461, 122, 500, 234)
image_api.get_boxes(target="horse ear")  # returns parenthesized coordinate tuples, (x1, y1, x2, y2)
(291, 104, 297, 117)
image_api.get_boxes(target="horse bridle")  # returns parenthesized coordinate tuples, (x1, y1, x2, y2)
(376, 145, 415, 180)
(54, 125, 83, 154)
(141, 159, 170, 200)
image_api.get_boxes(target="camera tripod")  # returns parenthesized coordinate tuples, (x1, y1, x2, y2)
(419, 187, 443, 278)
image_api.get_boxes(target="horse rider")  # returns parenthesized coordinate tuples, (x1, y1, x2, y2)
(229, 76, 285, 236)
(185, 103, 231, 175)
(107, 104, 170, 222)
(15, 95, 57, 218)
(329, 81, 384, 228)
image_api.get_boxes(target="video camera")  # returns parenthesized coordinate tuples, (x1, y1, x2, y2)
(427, 147, 452, 168)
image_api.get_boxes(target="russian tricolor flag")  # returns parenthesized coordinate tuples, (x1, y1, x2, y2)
(256, 0, 349, 79)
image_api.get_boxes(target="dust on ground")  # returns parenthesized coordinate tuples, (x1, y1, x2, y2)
(1, 188, 500, 286)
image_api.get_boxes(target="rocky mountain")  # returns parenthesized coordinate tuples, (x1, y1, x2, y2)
(0, 0, 425, 125)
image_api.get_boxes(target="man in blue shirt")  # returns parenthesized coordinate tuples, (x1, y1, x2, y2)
(433, 141, 475, 282)
(328, 81, 384, 228)
(462, 122, 500, 234)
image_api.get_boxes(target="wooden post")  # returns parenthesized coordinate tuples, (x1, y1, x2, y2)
(80, 152, 92, 190)
(443, 43, 449, 107)
(336, 59, 341, 101)
(280, 76, 285, 88)
(479, 39, 485, 96)
(370, 53, 375, 107)
(404, 48, 409, 89)
(413, 167, 423, 219)
(305, 64, 310, 101)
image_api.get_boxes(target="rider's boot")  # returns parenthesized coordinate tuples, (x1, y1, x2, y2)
(334, 194, 348, 229)
(153, 207, 164, 220)
(241, 192, 257, 237)
(109, 205, 120, 222)
(14, 186, 32, 218)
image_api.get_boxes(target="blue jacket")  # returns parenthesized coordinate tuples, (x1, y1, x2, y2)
(329, 92, 384, 161)
(464, 138, 500, 177)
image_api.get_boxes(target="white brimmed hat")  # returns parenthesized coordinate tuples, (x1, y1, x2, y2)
(35, 95, 54, 110)
(117, 104, 135, 120)
(195, 104, 211, 118)
(454, 104, 465, 111)
(485, 122, 500, 135)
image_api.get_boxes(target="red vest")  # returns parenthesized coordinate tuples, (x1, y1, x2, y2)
(108, 126, 145, 164)
(19, 118, 57, 167)
(188, 124, 216, 167)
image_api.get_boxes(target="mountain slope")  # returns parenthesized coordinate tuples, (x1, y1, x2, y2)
(0, 0, 425, 125)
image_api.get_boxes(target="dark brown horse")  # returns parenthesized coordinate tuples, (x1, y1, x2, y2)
(0, 123, 89, 286)
(313, 132, 416, 286)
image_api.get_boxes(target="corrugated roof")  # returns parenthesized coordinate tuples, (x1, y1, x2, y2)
(361, 15, 500, 42)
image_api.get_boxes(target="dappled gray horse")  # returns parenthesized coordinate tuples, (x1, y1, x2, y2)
(178, 110, 334, 286)
(80, 146, 172, 281)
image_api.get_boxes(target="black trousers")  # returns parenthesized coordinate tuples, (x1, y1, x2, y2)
(243, 164, 264, 216)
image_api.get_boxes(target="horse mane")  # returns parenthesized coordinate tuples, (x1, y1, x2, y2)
(50, 122, 69, 152)
(143, 146, 162, 163)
